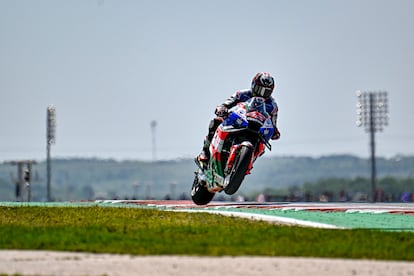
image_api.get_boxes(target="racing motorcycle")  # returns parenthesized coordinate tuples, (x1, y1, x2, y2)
(191, 96, 274, 205)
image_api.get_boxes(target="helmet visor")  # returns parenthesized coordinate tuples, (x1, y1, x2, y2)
(254, 86, 273, 98)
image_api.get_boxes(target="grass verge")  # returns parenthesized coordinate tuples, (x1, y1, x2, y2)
(0, 206, 413, 260)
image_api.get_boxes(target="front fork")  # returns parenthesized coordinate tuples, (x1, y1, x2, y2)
(226, 141, 256, 175)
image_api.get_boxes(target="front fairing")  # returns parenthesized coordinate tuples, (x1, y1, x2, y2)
(221, 97, 274, 139)
(222, 107, 248, 130)
(260, 118, 274, 141)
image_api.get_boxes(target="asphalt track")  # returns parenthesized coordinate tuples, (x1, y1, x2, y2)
(111, 200, 414, 230)
(2, 200, 414, 230)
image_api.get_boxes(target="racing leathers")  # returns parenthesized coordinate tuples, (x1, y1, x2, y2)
(197, 89, 280, 165)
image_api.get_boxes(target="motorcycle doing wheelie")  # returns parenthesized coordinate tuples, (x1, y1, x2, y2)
(191, 96, 274, 205)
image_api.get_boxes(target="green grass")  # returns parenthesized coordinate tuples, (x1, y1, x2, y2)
(0, 206, 413, 260)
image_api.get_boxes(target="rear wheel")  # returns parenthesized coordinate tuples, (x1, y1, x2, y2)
(191, 174, 215, 205)
(224, 145, 253, 195)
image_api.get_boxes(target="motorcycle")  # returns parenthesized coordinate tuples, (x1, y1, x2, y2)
(191, 96, 274, 205)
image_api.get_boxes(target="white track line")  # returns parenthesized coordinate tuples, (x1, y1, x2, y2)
(174, 209, 344, 229)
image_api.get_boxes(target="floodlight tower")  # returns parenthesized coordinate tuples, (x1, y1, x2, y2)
(356, 91, 389, 202)
(46, 105, 56, 202)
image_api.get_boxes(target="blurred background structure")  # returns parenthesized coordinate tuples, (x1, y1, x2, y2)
(356, 91, 389, 202)
(46, 105, 56, 201)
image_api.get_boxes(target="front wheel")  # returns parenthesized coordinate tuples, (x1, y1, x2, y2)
(224, 145, 253, 195)
(191, 174, 215, 205)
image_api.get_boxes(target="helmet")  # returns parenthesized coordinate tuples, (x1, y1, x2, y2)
(251, 72, 275, 98)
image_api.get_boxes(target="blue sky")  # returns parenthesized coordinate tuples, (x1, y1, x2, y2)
(1, 0, 413, 161)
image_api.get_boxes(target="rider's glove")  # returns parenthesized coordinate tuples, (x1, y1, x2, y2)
(271, 128, 281, 140)
(215, 106, 229, 118)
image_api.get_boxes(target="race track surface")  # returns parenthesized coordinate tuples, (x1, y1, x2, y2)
(1, 201, 413, 275)
(2, 200, 414, 230)
(100, 200, 414, 230)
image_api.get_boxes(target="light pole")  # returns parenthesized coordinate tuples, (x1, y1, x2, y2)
(148, 120, 157, 199)
(356, 91, 389, 202)
(150, 120, 157, 161)
(46, 105, 56, 202)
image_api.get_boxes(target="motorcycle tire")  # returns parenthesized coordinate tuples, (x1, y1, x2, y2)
(191, 174, 215, 205)
(224, 145, 253, 195)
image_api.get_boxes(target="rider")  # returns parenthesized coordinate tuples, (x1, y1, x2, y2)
(196, 72, 281, 168)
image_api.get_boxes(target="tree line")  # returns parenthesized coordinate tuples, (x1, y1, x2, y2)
(258, 177, 414, 202)
(1, 155, 413, 201)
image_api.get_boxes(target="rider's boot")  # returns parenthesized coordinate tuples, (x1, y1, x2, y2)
(195, 138, 210, 170)
(195, 118, 222, 169)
